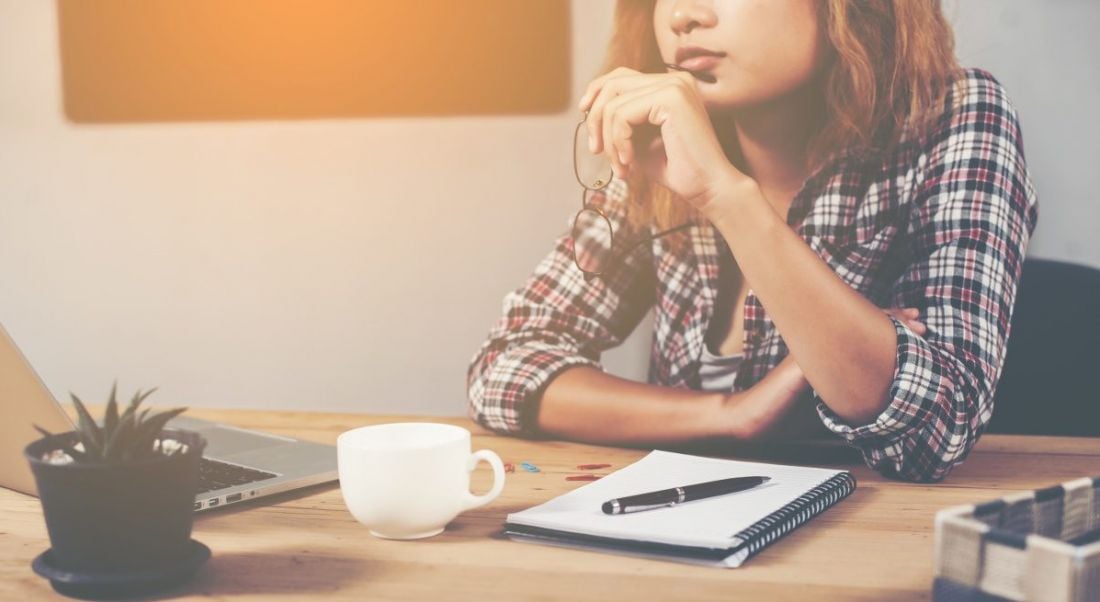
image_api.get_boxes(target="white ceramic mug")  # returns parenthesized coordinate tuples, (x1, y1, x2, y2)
(337, 422, 505, 539)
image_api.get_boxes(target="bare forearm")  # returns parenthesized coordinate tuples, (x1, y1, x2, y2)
(536, 359, 810, 445)
(707, 178, 898, 424)
(537, 366, 727, 445)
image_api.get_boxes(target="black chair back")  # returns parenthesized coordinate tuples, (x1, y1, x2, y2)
(988, 258, 1100, 436)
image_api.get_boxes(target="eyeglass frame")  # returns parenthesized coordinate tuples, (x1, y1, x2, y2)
(571, 113, 694, 281)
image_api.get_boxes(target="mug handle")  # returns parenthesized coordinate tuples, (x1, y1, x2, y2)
(460, 449, 505, 512)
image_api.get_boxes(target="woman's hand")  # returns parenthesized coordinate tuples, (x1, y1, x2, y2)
(719, 354, 809, 441)
(885, 306, 927, 337)
(578, 67, 746, 213)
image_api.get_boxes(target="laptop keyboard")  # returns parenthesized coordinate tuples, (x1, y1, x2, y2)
(197, 457, 278, 494)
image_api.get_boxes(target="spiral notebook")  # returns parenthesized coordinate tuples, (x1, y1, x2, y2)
(503, 450, 856, 567)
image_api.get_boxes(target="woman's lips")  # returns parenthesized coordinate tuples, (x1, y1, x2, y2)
(678, 55, 722, 72)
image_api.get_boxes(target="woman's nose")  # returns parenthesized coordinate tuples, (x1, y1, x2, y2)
(668, 0, 718, 35)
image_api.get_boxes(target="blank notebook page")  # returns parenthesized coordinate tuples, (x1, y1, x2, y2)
(506, 450, 846, 550)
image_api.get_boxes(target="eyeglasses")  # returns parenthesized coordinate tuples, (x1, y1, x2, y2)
(571, 112, 693, 280)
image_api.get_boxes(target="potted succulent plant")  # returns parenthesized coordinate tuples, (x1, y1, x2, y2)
(25, 384, 209, 599)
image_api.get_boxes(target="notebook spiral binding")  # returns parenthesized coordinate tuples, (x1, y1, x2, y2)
(734, 472, 858, 559)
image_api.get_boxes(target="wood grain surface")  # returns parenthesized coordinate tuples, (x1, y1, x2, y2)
(3, 407, 1099, 601)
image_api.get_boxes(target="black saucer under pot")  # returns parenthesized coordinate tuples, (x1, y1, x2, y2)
(24, 428, 208, 596)
(31, 539, 211, 600)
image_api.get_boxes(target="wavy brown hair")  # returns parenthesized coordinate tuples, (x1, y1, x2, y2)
(601, 0, 962, 231)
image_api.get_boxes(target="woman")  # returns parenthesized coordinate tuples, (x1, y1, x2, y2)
(468, 0, 1038, 482)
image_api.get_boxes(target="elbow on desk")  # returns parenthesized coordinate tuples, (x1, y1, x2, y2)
(814, 347, 997, 483)
(865, 378, 994, 484)
(465, 358, 535, 437)
(465, 374, 508, 435)
(465, 343, 514, 434)
(849, 320, 1003, 483)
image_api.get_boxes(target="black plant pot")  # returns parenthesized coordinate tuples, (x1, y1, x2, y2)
(24, 428, 207, 597)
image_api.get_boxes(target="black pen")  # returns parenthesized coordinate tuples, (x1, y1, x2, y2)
(601, 476, 771, 515)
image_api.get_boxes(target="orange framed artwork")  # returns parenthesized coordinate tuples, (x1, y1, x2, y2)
(57, 0, 571, 122)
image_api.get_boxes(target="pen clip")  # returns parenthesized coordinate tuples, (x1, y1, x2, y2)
(620, 501, 679, 514)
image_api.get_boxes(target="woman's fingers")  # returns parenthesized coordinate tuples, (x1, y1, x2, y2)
(885, 307, 927, 337)
(583, 68, 646, 154)
(907, 320, 928, 336)
(601, 81, 673, 176)
(579, 66, 640, 112)
(583, 70, 675, 156)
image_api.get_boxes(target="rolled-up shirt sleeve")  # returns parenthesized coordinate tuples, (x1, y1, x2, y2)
(467, 182, 656, 435)
(816, 70, 1039, 482)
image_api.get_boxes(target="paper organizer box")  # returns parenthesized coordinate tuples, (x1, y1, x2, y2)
(934, 476, 1100, 601)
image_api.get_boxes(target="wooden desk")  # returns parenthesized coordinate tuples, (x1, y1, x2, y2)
(3, 408, 1099, 601)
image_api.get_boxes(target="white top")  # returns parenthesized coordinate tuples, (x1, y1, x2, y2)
(700, 235, 744, 392)
(698, 344, 743, 392)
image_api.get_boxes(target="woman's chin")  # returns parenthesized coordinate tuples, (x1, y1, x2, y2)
(701, 93, 750, 116)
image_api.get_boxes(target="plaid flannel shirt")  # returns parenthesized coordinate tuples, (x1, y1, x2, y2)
(467, 68, 1039, 482)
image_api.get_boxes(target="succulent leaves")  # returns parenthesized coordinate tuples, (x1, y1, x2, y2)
(35, 383, 187, 464)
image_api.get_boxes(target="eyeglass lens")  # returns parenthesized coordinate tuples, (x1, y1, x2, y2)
(574, 120, 613, 191)
(572, 201, 615, 275)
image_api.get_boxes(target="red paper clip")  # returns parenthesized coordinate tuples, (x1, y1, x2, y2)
(566, 474, 603, 482)
(577, 463, 611, 470)
(504, 462, 516, 473)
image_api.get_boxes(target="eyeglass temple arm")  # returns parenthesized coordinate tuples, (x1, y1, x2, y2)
(620, 222, 695, 256)
(582, 222, 695, 283)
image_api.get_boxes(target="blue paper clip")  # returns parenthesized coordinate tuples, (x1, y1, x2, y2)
(520, 461, 540, 473)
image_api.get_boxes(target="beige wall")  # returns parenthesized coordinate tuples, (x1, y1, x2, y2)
(945, 0, 1100, 266)
(2, 1, 1096, 415)
(0, 0, 647, 414)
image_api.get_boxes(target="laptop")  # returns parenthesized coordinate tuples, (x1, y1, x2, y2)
(0, 321, 338, 511)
